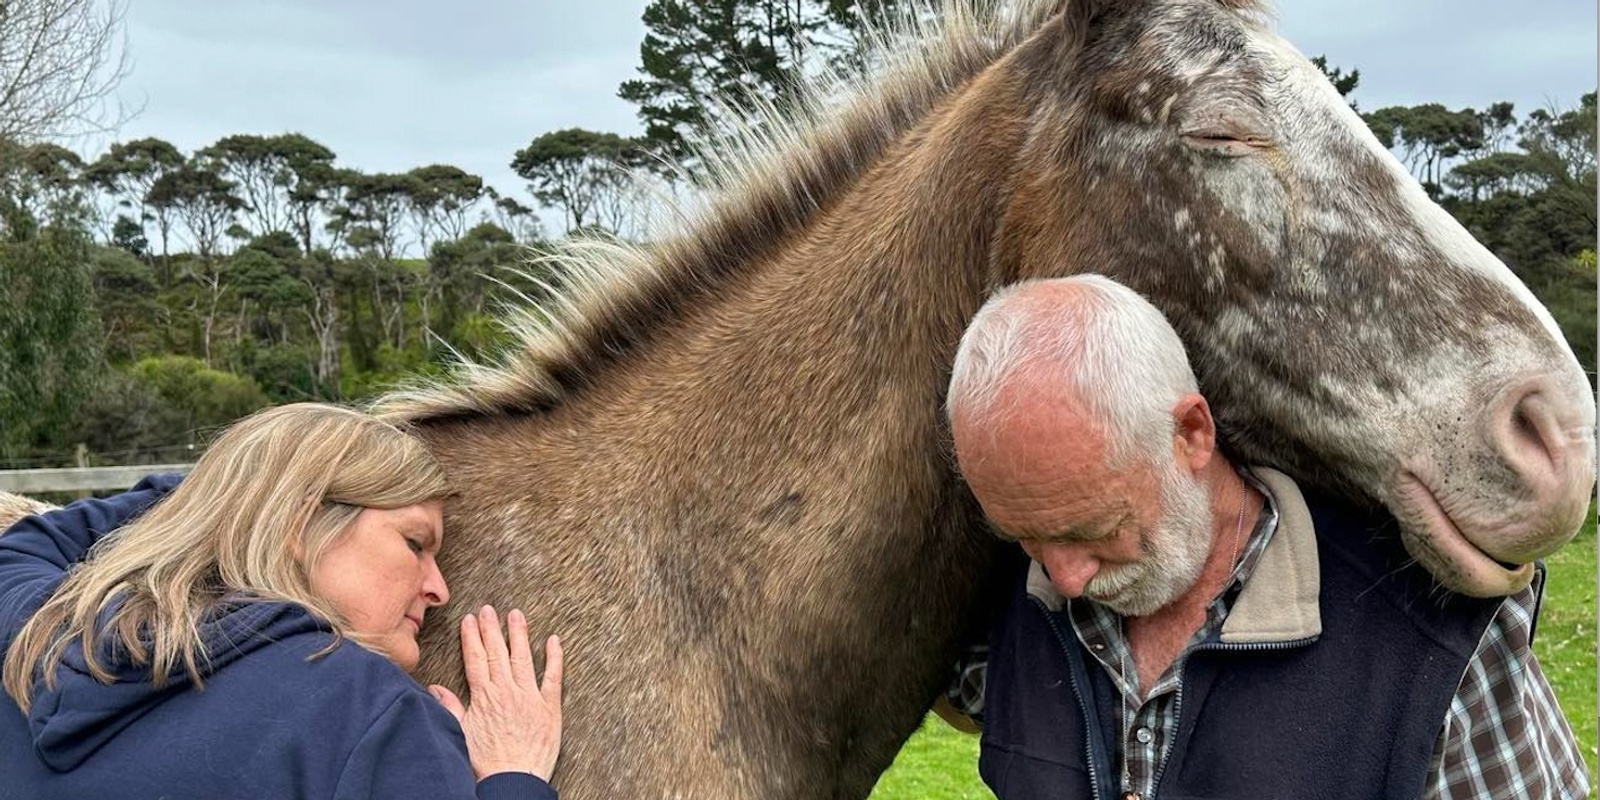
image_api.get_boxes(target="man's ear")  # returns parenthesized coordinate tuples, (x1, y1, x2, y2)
(1170, 392, 1216, 474)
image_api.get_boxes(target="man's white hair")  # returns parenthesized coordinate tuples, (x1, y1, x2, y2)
(947, 275, 1199, 466)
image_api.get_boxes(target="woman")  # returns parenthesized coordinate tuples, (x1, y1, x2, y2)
(0, 403, 563, 799)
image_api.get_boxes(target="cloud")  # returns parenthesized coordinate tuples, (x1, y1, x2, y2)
(99, 0, 1595, 240)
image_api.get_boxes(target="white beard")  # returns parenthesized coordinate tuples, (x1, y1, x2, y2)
(1084, 462, 1215, 617)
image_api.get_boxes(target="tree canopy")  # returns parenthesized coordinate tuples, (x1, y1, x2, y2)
(0, 4, 1590, 472)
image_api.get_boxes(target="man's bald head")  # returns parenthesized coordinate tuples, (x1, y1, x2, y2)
(947, 275, 1199, 469)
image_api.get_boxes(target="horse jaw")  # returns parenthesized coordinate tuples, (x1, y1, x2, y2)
(1014, 4, 1598, 599)
(1242, 28, 1597, 596)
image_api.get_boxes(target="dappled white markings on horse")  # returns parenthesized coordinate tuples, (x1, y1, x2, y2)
(347, 0, 1595, 797)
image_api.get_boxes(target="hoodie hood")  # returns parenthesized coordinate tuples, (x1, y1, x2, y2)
(27, 599, 331, 771)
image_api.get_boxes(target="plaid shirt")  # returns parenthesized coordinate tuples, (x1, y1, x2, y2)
(949, 483, 1590, 800)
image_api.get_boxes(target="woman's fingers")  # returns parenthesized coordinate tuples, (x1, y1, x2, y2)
(477, 605, 513, 684)
(459, 613, 489, 689)
(541, 634, 564, 709)
(506, 609, 536, 685)
(448, 608, 567, 782)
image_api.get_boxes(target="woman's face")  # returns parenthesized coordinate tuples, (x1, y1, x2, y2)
(309, 500, 449, 672)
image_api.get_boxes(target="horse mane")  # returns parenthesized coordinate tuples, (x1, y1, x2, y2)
(376, 0, 1271, 422)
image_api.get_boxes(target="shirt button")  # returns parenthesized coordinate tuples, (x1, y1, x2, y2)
(1135, 727, 1154, 744)
(1091, 643, 1105, 651)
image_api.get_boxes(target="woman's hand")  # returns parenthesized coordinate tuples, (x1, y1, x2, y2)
(428, 606, 564, 781)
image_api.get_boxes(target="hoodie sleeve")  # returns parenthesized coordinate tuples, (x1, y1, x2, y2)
(0, 474, 183, 649)
(334, 689, 557, 800)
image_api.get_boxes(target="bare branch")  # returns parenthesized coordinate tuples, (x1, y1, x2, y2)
(0, 0, 132, 143)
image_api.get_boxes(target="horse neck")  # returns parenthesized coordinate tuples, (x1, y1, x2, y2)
(636, 64, 1038, 496)
(422, 59, 1043, 570)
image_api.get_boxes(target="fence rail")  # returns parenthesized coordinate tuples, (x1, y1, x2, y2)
(0, 465, 196, 494)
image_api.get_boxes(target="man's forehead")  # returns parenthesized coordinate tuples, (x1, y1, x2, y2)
(962, 384, 1104, 458)
(990, 492, 1135, 542)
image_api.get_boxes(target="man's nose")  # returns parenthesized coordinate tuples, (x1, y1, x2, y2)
(422, 558, 451, 606)
(1026, 542, 1099, 598)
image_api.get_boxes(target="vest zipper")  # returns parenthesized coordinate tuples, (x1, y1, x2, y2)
(1148, 637, 1319, 795)
(1031, 596, 1109, 800)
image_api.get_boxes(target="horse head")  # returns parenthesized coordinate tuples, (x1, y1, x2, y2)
(995, 0, 1594, 597)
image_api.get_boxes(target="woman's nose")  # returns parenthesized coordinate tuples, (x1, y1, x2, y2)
(423, 558, 450, 606)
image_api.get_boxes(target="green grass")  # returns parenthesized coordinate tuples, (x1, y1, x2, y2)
(1534, 503, 1597, 788)
(871, 505, 1599, 798)
(869, 716, 990, 800)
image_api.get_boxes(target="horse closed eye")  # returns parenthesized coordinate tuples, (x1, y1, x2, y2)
(1181, 131, 1269, 157)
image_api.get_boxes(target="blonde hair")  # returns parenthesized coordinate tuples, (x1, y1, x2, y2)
(3, 403, 449, 713)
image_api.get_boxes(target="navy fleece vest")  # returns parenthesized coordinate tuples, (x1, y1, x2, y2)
(978, 493, 1502, 800)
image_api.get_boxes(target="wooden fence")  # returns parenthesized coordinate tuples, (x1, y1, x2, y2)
(0, 464, 196, 494)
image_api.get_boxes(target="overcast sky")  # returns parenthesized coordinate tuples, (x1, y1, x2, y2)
(103, 0, 1596, 236)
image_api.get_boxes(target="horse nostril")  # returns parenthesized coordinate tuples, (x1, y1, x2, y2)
(1491, 377, 1589, 498)
(1509, 395, 1555, 472)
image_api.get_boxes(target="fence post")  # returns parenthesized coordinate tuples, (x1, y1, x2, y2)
(74, 444, 89, 499)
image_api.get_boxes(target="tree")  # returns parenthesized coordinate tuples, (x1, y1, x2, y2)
(89, 243, 160, 362)
(406, 164, 484, 253)
(619, 0, 811, 167)
(232, 245, 309, 338)
(1364, 103, 1485, 196)
(0, 139, 87, 232)
(1445, 151, 1534, 201)
(147, 163, 245, 364)
(298, 250, 343, 399)
(85, 137, 185, 284)
(511, 128, 641, 234)
(147, 162, 245, 262)
(1475, 101, 1517, 156)
(1439, 93, 1597, 380)
(336, 170, 415, 261)
(331, 170, 422, 355)
(0, 0, 131, 142)
(619, 0, 904, 170)
(1309, 56, 1359, 109)
(1518, 93, 1597, 188)
(127, 355, 270, 441)
(427, 221, 520, 338)
(107, 213, 144, 256)
(0, 221, 102, 458)
(198, 133, 339, 246)
(816, 0, 910, 72)
(65, 367, 186, 461)
(485, 188, 542, 243)
(278, 134, 340, 255)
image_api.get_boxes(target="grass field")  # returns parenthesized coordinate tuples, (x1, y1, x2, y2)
(1535, 504, 1598, 789)
(869, 505, 1599, 799)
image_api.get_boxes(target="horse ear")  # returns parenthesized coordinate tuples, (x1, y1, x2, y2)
(1060, 0, 1105, 60)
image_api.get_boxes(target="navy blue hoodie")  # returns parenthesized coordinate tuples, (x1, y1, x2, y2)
(0, 475, 557, 800)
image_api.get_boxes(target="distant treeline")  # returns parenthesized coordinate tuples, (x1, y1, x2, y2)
(0, 0, 1592, 465)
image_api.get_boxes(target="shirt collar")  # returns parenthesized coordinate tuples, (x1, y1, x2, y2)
(1024, 466, 1323, 643)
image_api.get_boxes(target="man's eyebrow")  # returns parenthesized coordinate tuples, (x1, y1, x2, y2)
(1044, 514, 1124, 543)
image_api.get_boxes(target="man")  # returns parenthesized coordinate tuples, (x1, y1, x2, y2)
(944, 275, 1587, 800)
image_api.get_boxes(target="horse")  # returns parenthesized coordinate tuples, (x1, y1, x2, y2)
(4, 0, 1593, 797)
